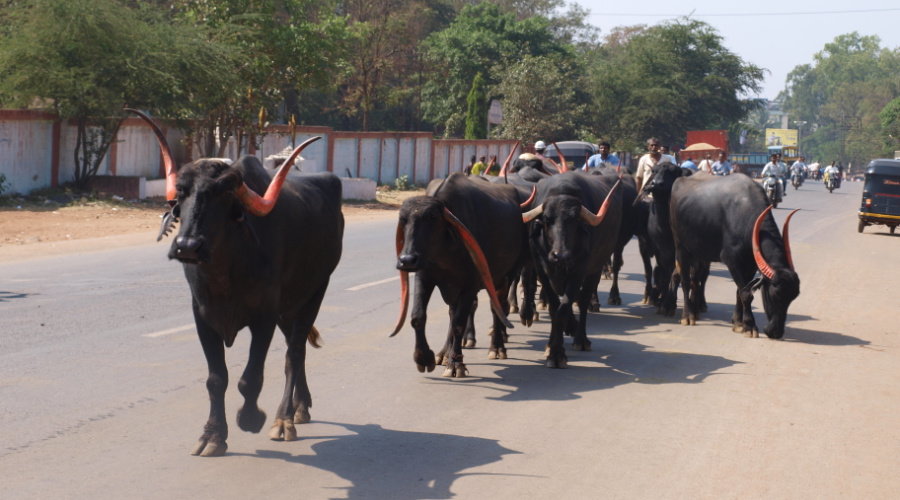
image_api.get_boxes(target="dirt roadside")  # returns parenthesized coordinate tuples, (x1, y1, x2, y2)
(0, 187, 422, 262)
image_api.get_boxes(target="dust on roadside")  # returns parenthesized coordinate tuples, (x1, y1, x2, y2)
(0, 185, 424, 247)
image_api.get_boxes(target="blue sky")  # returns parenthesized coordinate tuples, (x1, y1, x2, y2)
(574, 0, 900, 100)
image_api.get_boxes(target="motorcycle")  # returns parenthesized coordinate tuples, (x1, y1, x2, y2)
(826, 174, 837, 193)
(791, 172, 803, 190)
(762, 174, 782, 208)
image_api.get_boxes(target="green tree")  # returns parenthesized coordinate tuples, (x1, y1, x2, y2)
(464, 72, 488, 139)
(171, 0, 347, 155)
(493, 54, 587, 143)
(880, 96, 900, 153)
(783, 32, 900, 170)
(0, 0, 230, 188)
(420, 2, 573, 137)
(585, 19, 763, 151)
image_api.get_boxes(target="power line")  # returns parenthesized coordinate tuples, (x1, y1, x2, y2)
(589, 8, 900, 17)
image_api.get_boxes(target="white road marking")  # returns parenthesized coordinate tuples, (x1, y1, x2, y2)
(143, 323, 195, 338)
(346, 276, 399, 291)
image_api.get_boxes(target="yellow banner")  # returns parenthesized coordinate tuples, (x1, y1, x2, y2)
(765, 128, 798, 147)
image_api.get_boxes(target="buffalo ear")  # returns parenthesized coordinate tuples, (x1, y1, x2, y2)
(217, 168, 244, 193)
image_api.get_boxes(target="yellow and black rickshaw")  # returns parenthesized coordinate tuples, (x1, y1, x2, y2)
(858, 159, 900, 234)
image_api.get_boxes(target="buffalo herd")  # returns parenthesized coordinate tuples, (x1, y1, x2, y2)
(130, 110, 799, 456)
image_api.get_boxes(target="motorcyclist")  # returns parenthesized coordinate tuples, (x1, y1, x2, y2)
(824, 161, 839, 187)
(790, 156, 807, 186)
(761, 153, 787, 200)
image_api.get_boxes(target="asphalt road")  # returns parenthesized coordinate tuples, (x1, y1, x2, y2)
(2, 179, 898, 499)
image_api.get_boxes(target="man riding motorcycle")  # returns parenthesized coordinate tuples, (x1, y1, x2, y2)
(761, 153, 788, 202)
(790, 156, 807, 188)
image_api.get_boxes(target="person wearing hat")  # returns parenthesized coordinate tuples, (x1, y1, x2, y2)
(510, 140, 552, 174)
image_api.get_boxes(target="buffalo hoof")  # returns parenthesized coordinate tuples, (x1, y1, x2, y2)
(743, 329, 759, 339)
(236, 406, 267, 433)
(589, 303, 600, 312)
(510, 305, 519, 314)
(436, 352, 450, 366)
(192, 437, 227, 457)
(442, 364, 468, 378)
(488, 348, 507, 360)
(608, 296, 622, 306)
(268, 418, 297, 441)
(572, 340, 592, 351)
(681, 317, 696, 326)
(415, 349, 436, 373)
(546, 357, 568, 369)
(293, 407, 311, 425)
(641, 296, 650, 305)
(463, 338, 476, 348)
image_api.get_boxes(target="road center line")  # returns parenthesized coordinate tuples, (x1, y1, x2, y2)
(143, 323, 195, 338)
(346, 276, 399, 291)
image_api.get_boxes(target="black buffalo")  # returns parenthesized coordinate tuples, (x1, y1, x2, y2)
(129, 109, 343, 456)
(667, 173, 800, 338)
(523, 171, 623, 368)
(391, 172, 529, 377)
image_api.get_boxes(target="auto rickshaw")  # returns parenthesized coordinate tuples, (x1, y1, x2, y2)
(858, 159, 900, 234)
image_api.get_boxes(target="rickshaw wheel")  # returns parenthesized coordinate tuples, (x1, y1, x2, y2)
(858, 220, 865, 233)
(891, 226, 896, 234)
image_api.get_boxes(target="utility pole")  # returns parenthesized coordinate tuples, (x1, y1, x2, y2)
(793, 120, 807, 157)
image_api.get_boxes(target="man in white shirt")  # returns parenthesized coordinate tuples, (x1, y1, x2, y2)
(635, 137, 663, 192)
(697, 154, 713, 173)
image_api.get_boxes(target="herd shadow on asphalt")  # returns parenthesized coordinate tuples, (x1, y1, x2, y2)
(232, 291, 866, 499)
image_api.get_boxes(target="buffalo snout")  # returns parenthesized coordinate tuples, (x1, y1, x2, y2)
(397, 253, 420, 271)
(549, 249, 572, 263)
(172, 235, 204, 262)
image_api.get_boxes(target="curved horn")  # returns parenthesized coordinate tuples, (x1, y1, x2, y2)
(442, 208, 513, 329)
(125, 108, 177, 206)
(520, 186, 537, 209)
(782, 208, 800, 270)
(236, 136, 321, 216)
(390, 222, 410, 337)
(580, 176, 622, 226)
(522, 203, 544, 222)
(552, 142, 568, 173)
(752, 206, 776, 280)
(499, 140, 521, 177)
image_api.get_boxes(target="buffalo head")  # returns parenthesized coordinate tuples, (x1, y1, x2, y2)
(751, 206, 801, 339)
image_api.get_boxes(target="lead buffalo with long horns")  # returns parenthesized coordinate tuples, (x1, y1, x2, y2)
(666, 172, 800, 338)
(127, 109, 343, 456)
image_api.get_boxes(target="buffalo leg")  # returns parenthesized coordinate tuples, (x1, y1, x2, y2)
(488, 280, 513, 360)
(191, 311, 229, 457)
(607, 249, 624, 305)
(677, 253, 697, 326)
(692, 262, 710, 314)
(638, 236, 656, 305)
(728, 264, 759, 337)
(463, 298, 478, 348)
(519, 265, 538, 327)
(444, 292, 477, 378)
(411, 275, 437, 373)
(236, 319, 275, 434)
(269, 283, 327, 441)
(508, 272, 520, 314)
(573, 274, 601, 351)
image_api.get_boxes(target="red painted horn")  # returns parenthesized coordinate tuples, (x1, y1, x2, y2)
(752, 206, 775, 279)
(782, 208, 800, 270)
(236, 136, 321, 216)
(442, 208, 513, 329)
(390, 222, 410, 337)
(552, 141, 568, 173)
(125, 108, 177, 206)
(520, 186, 537, 209)
(499, 141, 521, 177)
(580, 176, 622, 226)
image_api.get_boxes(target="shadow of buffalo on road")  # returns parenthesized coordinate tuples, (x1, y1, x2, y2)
(252, 422, 522, 500)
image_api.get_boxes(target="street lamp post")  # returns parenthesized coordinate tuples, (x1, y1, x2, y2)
(793, 120, 807, 157)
